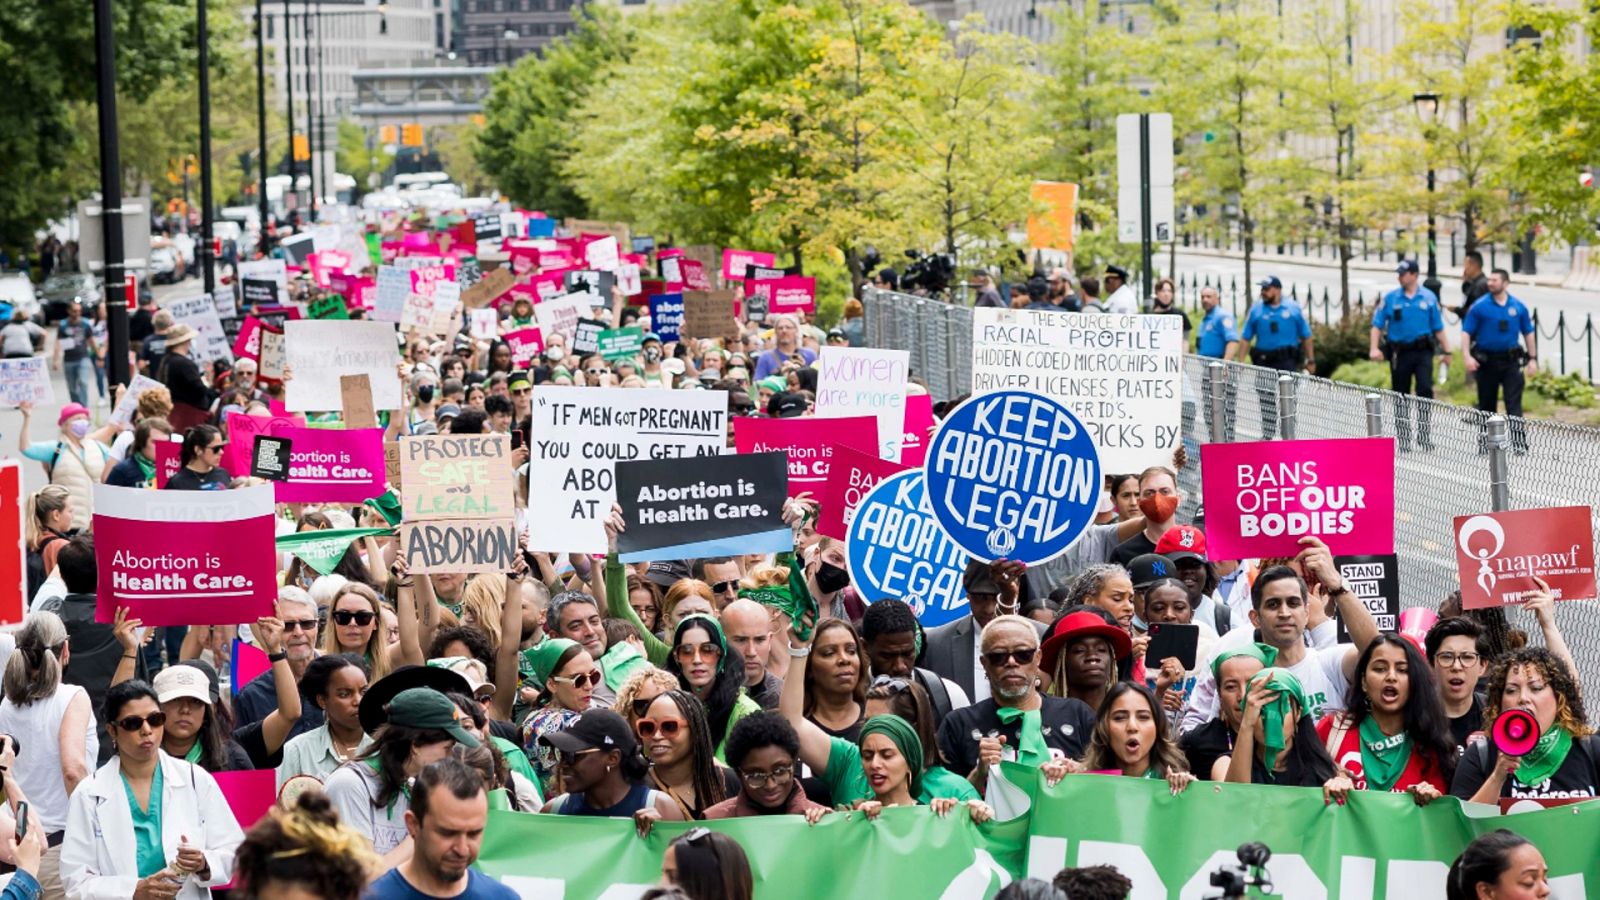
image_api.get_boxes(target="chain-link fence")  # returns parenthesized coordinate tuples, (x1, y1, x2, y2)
(863, 286, 1600, 689)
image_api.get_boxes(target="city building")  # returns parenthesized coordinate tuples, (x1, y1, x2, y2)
(453, 0, 583, 65)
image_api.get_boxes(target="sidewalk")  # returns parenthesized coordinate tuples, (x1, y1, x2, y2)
(1179, 244, 1573, 290)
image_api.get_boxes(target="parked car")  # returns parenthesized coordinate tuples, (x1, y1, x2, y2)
(0, 272, 41, 325)
(149, 239, 185, 285)
(39, 272, 100, 322)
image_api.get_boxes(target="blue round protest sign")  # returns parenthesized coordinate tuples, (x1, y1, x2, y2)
(846, 469, 971, 628)
(923, 390, 1101, 565)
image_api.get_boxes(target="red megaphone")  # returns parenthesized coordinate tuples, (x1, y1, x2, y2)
(1490, 709, 1541, 757)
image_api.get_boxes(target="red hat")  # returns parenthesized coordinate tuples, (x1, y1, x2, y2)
(1154, 525, 1207, 563)
(1040, 611, 1133, 675)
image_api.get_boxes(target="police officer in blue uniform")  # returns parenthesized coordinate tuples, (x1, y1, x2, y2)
(1197, 284, 1240, 440)
(1241, 276, 1313, 439)
(1369, 259, 1448, 452)
(1462, 267, 1537, 453)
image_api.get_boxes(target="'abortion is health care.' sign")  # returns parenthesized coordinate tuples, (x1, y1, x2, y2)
(847, 470, 970, 627)
(1200, 436, 1396, 559)
(923, 391, 1101, 565)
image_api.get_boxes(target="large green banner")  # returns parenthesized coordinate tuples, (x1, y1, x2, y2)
(474, 769, 1596, 898)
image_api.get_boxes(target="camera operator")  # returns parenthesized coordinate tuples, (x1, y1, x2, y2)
(970, 268, 1004, 308)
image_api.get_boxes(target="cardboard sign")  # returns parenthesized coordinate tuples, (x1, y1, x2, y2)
(1334, 553, 1401, 642)
(429, 281, 463, 336)
(681, 290, 739, 342)
(258, 329, 286, 382)
(734, 415, 879, 498)
(971, 308, 1184, 472)
(400, 291, 435, 332)
(250, 436, 292, 481)
(283, 320, 403, 413)
(469, 308, 499, 341)
(462, 267, 515, 309)
(339, 374, 377, 427)
(110, 374, 164, 427)
(221, 411, 306, 478)
(399, 519, 519, 574)
(385, 442, 403, 489)
(373, 266, 409, 323)
(598, 326, 644, 362)
(1453, 506, 1598, 609)
(900, 393, 934, 467)
(723, 248, 776, 282)
(924, 390, 1101, 565)
(1201, 437, 1396, 559)
(649, 294, 684, 343)
(0, 357, 54, 406)
(534, 293, 591, 343)
(0, 462, 23, 624)
(572, 318, 604, 356)
(400, 434, 514, 520)
(272, 425, 387, 504)
(615, 452, 791, 562)
(815, 347, 910, 461)
(526, 387, 728, 554)
(847, 470, 970, 626)
(167, 293, 234, 364)
(92, 484, 278, 627)
(817, 445, 908, 540)
(307, 294, 348, 320)
(504, 327, 546, 368)
(564, 218, 631, 249)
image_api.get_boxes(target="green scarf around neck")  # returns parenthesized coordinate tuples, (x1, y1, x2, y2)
(994, 706, 1052, 768)
(1357, 716, 1412, 792)
(1514, 725, 1573, 787)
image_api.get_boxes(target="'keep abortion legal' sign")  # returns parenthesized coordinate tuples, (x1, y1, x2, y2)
(923, 390, 1101, 564)
(847, 470, 970, 627)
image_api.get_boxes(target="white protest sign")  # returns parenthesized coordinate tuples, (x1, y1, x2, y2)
(526, 386, 728, 554)
(237, 258, 288, 292)
(110, 374, 163, 426)
(585, 236, 620, 271)
(283, 320, 403, 412)
(373, 266, 408, 323)
(400, 292, 434, 332)
(814, 347, 910, 461)
(429, 280, 462, 335)
(534, 292, 591, 343)
(469, 308, 499, 340)
(213, 288, 237, 319)
(970, 307, 1184, 471)
(167, 293, 234, 365)
(0, 358, 53, 406)
(616, 263, 642, 297)
(258, 328, 286, 381)
(310, 224, 342, 252)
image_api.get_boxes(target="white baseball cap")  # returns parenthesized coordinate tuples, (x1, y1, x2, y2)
(153, 665, 213, 707)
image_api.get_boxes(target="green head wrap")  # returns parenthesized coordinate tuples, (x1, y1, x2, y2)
(673, 614, 729, 673)
(522, 638, 580, 687)
(1209, 642, 1279, 684)
(1244, 667, 1309, 773)
(364, 490, 403, 527)
(858, 714, 924, 798)
(756, 376, 786, 394)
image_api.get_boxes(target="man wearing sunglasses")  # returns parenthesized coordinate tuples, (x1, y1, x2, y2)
(235, 587, 326, 742)
(693, 557, 743, 611)
(935, 615, 1096, 794)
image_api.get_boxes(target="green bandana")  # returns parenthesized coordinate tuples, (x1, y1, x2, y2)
(1513, 725, 1573, 787)
(600, 640, 650, 691)
(1243, 668, 1308, 774)
(364, 490, 404, 528)
(994, 706, 1052, 768)
(184, 742, 203, 765)
(1357, 716, 1413, 792)
(674, 615, 730, 673)
(134, 453, 157, 486)
(522, 638, 580, 687)
(1210, 643, 1279, 684)
(737, 557, 819, 642)
(858, 714, 923, 798)
(275, 528, 393, 576)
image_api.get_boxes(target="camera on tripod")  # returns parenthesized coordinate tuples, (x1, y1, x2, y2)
(900, 250, 955, 295)
(1207, 842, 1273, 899)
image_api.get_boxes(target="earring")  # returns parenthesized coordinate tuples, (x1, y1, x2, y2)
(606, 765, 613, 773)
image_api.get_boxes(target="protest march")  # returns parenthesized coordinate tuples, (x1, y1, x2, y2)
(1, 208, 1593, 900)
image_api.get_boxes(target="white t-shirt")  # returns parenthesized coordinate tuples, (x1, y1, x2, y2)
(324, 761, 410, 855)
(970, 627, 990, 704)
(1179, 625, 1351, 734)
(1105, 285, 1139, 315)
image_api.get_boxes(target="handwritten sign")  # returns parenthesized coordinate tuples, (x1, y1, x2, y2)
(462, 267, 515, 309)
(283, 321, 403, 413)
(0, 358, 54, 406)
(504, 327, 546, 368)
(534, 292, 591, 343)
(815, 347, 909, 461)
(400, 434, 513, 521)
(681, 290, 739, 342)
(399, 519, 519, 574)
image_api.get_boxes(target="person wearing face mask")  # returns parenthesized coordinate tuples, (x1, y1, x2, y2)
(407, 373, 438, 435)
(639, 334, 671, 387)
(1111, 466, 1183, 566)
(18, 402, 113, 531)
(1179, 643, 1273, 780)
(803, 538, 855, 621)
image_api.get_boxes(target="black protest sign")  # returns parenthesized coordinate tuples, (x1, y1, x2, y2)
(572, 318, 604, 356)
(1335, 553, 1401, 642)
(745, 264, 786, 282)
(242, 278, 279, 307)
(282, 233, 315, 267)
(614, 451, 791, 562)
(476, 215, 503, 244)
(564, 269, 615, 299)
(251, 436, 292, 481)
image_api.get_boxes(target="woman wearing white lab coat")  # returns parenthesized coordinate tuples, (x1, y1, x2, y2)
(61, 681, 242, 900)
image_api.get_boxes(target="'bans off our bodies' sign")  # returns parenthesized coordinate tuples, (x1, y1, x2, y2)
(1200, 437, 1396, 559)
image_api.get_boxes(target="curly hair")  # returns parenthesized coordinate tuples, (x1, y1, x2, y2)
(429, 625, 495, 675)
(643, 690, 727, 810)
(723, 711, 801, 770)
(1483, 647, 1592, 738)
(1053, 865, 1132, 900)
(612, 666, 681, 725)
(1082, 682, 1189, 777)
(234, 791, 377, 899)
(1063, 564, 1131, 608)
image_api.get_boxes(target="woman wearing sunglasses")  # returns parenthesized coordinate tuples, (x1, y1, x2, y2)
(147, 623, 301, 772)
(61, 680, 244, 900)
(320, 583, 418, 683)
(663, 616, 760, 762)
(614, 667, 681, 731)
(520, 638, 599, 794)
(164, 424, 232, 491)
(539, 709, 684, 827)
(634, 690, 739, 823)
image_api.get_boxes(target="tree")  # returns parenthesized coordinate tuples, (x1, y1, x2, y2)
(474, 4, 632, 219)
(336, 121, 393, 199)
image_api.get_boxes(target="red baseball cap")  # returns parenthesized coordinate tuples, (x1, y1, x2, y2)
(1154, 525, 1206, 563)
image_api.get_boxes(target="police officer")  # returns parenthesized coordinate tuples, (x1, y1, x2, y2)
(1369, 259, 1448, 452)
(1462, 267, 1536, 453)
(1196, 285, 1240, 440)
(1241, 276, 1313, 439)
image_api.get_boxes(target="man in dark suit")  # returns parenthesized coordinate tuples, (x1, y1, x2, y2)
(923, 560, 1045, 703)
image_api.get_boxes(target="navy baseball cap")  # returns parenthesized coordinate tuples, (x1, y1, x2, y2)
(1396, 259, 1420, 275)
(1258, 276, 1282, 289)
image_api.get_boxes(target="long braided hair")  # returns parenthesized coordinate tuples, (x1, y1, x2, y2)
(646, 689, 727, 810)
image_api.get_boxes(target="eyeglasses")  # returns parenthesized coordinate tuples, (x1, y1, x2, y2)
(332, 610, 376, 627)
(512, 388, 532, 396)
(1436, 652, 1482, 668)
(282, 619, 319, 633)
(739, 764, 794, 788)
(586, 368, 609, 376)
(636, 717, 686, 740)
(983, 647, 1038, 667)
(557, 747, 603, 766)
(116, 712, 168, 732)
(871, 675, 912, 694)
(731, 404, 757, 416)
(709, 580, 739, 595)
(551, 669, 602, 690)
(674, 642, 722, 661)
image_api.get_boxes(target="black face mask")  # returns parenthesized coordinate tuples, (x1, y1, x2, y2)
(417, 385, 435, 404)
(815, 562, 851, 594)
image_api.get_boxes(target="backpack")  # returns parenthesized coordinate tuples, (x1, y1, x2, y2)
(25, 531, 67, 601)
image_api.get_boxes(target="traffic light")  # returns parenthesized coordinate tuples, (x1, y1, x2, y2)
(380, 125, 398, 144)
(293, 135, 311, 161)
(401, 123, 424, 148)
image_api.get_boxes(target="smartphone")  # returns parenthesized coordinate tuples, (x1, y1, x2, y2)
(1144, 623, 1201, 671)
(511, 430, 524, 451)
(15, 801, 28, 840)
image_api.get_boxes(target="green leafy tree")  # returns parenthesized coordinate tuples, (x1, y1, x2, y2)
(336, 121, 393, 199)
(1503, 3, 1600, 246)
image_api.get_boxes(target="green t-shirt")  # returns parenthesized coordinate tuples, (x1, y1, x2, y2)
(122, 766, 166, 878)
(490, 735, 544, 804)
(821, 737, 979, 806)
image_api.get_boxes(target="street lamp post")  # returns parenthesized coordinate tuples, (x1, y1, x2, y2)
(92, 0, 130, 388)
(284, 0, 297, 225)
(255, 0, 269, 246)
(304, 9, 318, 219)
(1412, 91, 1442, 298)
(199, 0, 216, 294)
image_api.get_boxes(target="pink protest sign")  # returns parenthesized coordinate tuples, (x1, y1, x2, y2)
(153, 441, 182, 488)
(900, 394, 934, 466)
(231, 316, 281, 362)
(1200, 436, 1396, 558)
(509, 244, 540, 275)
(817, 444, 908, 540)
(752, 276, 816, 316)
(92, 484, 278, 627)
(680, 259, 712, 291)
(733, 415, 878, 498)
(409, 263, 456, 298)
(231, 639, 271, 695)
(504, 327, 546, 368)
(273, 425, 387, 504)
(223, 411, 307, 478)
(530, 270, 568, 302)
(213, 769, 276, 829)
(723, 248, 776, 281)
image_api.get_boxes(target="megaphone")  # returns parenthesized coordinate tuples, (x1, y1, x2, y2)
(1490, 709, 1541, 757)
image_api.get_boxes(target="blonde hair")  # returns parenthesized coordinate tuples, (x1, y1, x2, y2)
(740, 565, 790, 590)
(321, 582, 390, 679)
(612, 666, 682, 725)
(135, 385, 173, 419)
(459, 574, 505, 650)
(661, 579, 716, 629)
(3, 612, 66, 705)
(24, 486, 71, 551)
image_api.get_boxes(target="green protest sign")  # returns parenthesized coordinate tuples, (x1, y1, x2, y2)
(274, 527, 391, 576)
(307, 294, 348, 320)
(597, 326, 644, 362)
